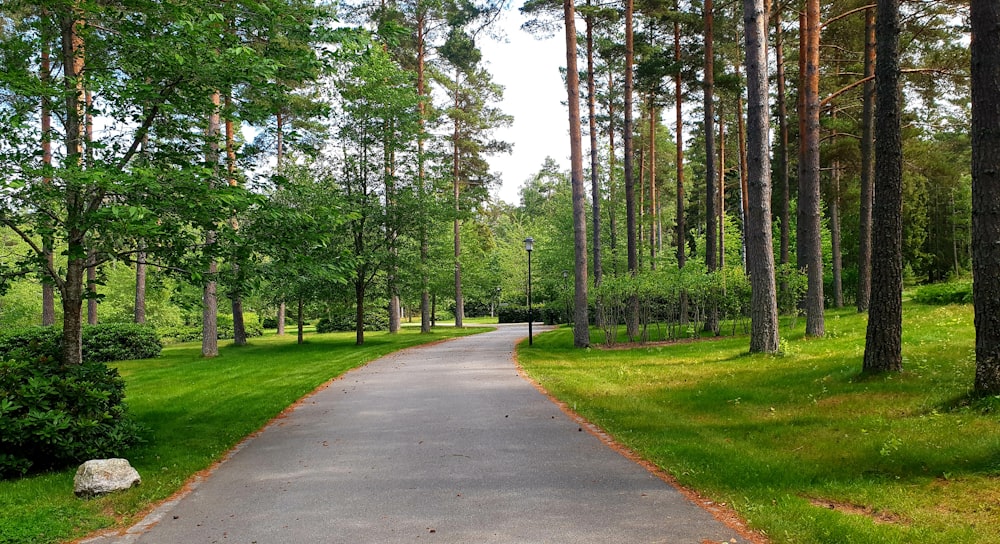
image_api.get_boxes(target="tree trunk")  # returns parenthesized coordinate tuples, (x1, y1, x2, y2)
(59, 9, 86, 365)
(586, 5, 602, 290)
(675, 10, 688, 325)
(202, 257, 219, 357)
(775, 7, 791, 303)
(417, 14, 432, 335)
(971, 0, 1000, 393)
(563, 0, 591, 348)
(608, 69, 619, 275)
(232, 297, 247, 345)
(735, 39, 750, 260)
(355, 275, 366, 346)
(703, 0, 719, 335)
(863, 0, 903, 374)
(134, 251, 146, 324)
(277, 300, 286, 335)
(202, 91, 221, 358)
(830, 159, 844, 308)
(857, 7, 876, 313)
(87, 251, 97, 325)
(648, 101, 657, 269)
(297, 297, 304, 345)
(744, 0, 780, 353)
(624, 0, 639, 338)
(798, 0, 825, 337)
(453, 68, 464, 329)
(718, 111, 726, 271)
(40, 28, 56, 327)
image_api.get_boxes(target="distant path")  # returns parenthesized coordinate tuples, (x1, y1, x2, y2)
(91, 324, 753, 543)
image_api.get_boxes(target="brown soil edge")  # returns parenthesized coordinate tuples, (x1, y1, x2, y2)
(75, 328, 492, 544)
(512, 338, 770, 544)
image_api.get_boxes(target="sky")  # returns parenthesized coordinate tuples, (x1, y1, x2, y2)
(478, 8, 570, 205)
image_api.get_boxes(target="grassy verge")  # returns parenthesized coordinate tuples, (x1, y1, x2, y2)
(518, 303, 1000, 544)
(0, 326, 488, 544)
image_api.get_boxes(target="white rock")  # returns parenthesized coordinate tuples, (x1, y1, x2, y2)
(74, 458, 141, 498)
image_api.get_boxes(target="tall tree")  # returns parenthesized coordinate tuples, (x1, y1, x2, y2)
(971, 0, 1000, 394)
(624, 0, 640, 337)
(857, 6, 875, 313)
(743, 0, 779, 353)
(562, 0, 590, 347)
(703, 0, 719, 334)
(773, 4, 791, 306)
(863, 0, 903, 373)
(798, 0, 824, 337)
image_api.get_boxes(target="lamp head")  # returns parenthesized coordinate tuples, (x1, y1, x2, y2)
(524, 237, 534, 252)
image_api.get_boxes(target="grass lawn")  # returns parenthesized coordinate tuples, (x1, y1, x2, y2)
(517, 303, 1000, 544)
(0, 326, 489, 544)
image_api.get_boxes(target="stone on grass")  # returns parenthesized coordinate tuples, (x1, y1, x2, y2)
(74, 458, 141, 498)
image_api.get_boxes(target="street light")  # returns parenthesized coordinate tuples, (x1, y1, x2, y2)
(524, 237, 534, 346)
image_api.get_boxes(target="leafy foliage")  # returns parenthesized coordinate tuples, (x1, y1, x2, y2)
(0, 357, 140, 479)
(0, 325, 162, 364)
(913, 280, 973, 305)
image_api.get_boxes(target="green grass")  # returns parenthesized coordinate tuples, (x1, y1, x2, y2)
(518, 304, 1000, 544)
(0, 326, 488, 544)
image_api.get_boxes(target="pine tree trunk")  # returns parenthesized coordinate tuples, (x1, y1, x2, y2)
(586, 6, 602, 291)
(675, 11, 688, 325)
(417, 15, 432, 335)
(563, 0, 591, 348)
(863, 0, 903, 374)
(798, 0, 825, 337)
(744, 0, 780, 353)
(87, 252, 97, 325)
(831, 159, 844, 308)
(452, 69, 464, 329)
(857, 7, 876, 313)
(703, 0, 718, 334)
(971, 0, 1000, 394)
(608, 70, 619, 275)
(624, 0, 639, 339)
(649, 101, 657, 269)
(775, 7, 791, 303)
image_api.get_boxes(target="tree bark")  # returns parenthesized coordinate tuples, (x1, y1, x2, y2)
(830, 159, 844, 308)
(59, 8, 86, 366)
(277, 300, 286, 335)
(40, 26, 56, 327)
(564, 0, 591, 348)
(863, 0, 903, 373)
(231, 297, 247, 345)
(718, 111, 726, 271)
(202, 91, 221, 358)
(452, 68, 464, 329)
(134, 251, 146, 324)
(798, 0, 825, 337)
(774, 6, 791, 305)
(704, 0, 718, 334)
(586, 4, 602, 290)
(857, 7, 876, 313)
(355, 273, 366, 346)
(971, 0, 1000, 393)
(297, 297, 304, 344)
(744, 0, 780, 353)
(608, 69, 619, 275)
(417, 13, 432, 334)
(675, 10, 688, 324)
(624, 0, 639, 338)
(648, 101, 657, 269)
(87, 250, 97, 325)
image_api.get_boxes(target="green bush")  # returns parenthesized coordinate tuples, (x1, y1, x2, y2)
(83, 324, 162, 362)
(499, 305, 533, 324)
(316, 309, 389, 333)
(158, 313, 264, 343)
(0, 325, 161, 364)
(0, 357, 141, 478)
(913, 281, 973, 305)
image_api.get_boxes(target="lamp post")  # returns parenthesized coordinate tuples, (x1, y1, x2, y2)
(524, 237, 534, 345)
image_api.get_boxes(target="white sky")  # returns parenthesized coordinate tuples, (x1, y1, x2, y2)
(479, 8, 570, 205)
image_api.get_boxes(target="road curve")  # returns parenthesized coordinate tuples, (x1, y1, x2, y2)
(89, 324, 751, 544)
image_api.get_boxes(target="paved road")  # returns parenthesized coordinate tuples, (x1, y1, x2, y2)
(92, 324, 751, 544)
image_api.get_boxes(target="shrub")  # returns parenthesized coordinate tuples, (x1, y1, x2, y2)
(157, 313, 264, 343)
(0, 325, 162, 364)
(498, 305, 532, 324)
(83, 323, 162, 362)
(0, 357, 141, 478)
(913, 280, 973, 305)
(316, 309, 389, 333)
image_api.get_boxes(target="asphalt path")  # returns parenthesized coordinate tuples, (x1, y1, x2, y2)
(90, 324, 752, 544)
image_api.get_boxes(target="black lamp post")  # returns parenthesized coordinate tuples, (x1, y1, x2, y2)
(524, 237, 534, 345)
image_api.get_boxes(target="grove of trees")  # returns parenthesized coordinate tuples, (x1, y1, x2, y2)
(3, 0, 999, 394)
